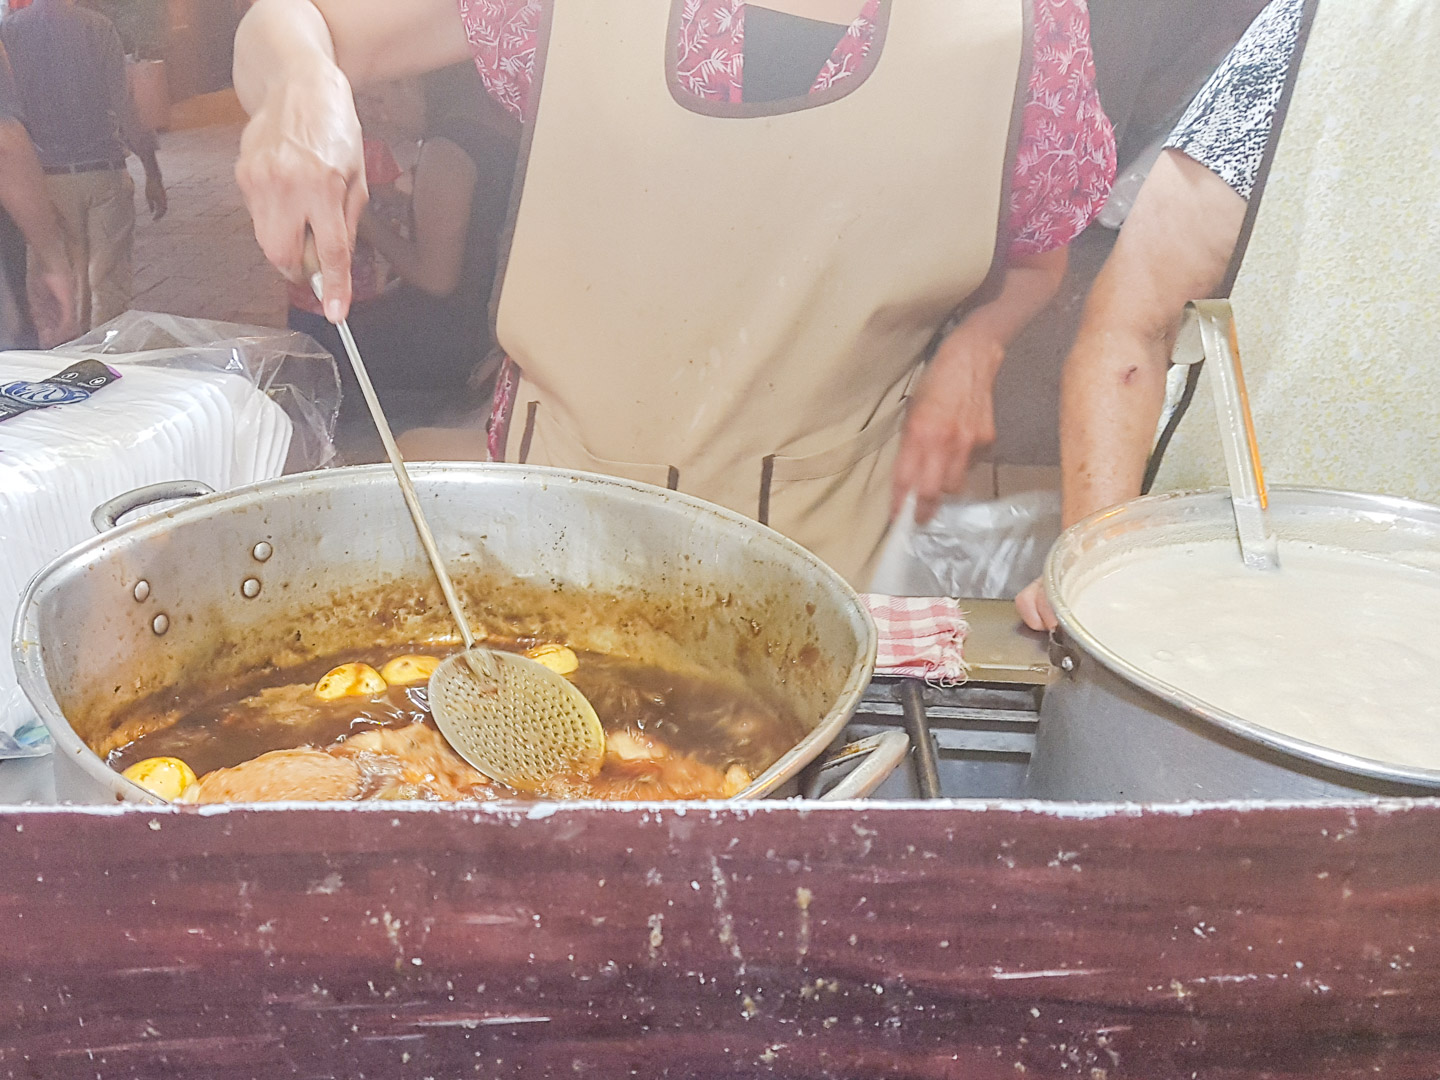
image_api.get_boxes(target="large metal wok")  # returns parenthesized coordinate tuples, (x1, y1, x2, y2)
(13, 464, 896, 805)
(1028, 487, 1440, 801)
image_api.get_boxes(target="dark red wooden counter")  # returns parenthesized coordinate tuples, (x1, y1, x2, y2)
(3, 799, 1440, 1078)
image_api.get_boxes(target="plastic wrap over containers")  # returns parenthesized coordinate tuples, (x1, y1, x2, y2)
(871, 491, 1062, 602)
(1, 312, 339, 756)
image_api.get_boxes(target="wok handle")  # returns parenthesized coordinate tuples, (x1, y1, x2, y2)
(814, 730, 911, 802)
(91, 480, 216, 534)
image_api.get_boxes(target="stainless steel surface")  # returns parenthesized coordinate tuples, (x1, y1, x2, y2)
(91, 480, 215, 533)
(1185, 300, 1279, 571)
(318, 273, 605, 786)
(809, 731, 912, 801)
(898, 680, 941, 800)
(1031, 486, 1440, 801)
(14, 464, 878, 805)
(955, 599, 1053, 686)
(848, 678, 1040, 800)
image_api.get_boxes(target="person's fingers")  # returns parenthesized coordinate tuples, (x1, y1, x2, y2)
(940, 431, 979, 499)
(910, 437, 950, 526)
(238, 149, 305, 285)
(310, 183, 353, 323)
(1015, 579, 1058, 632)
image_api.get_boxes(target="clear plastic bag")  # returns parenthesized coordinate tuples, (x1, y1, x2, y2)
(871, 491, 1062, 600)
(55, 310, 341, 473)
(0, 311, 340, 757)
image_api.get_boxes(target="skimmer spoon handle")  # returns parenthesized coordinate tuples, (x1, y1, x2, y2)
(1185, 299, 1280, 572)
(306, 247, 603, 790)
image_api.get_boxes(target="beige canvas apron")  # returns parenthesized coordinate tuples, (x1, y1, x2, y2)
(492, 0, 1027, 584)
(1154, 0, 1440, 500)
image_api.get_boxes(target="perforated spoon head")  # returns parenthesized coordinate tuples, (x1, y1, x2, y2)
(428, 648, 606, 792)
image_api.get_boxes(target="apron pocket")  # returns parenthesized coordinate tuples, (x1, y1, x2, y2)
(523, 400, 679, 490)
(761, 404, 905, 526)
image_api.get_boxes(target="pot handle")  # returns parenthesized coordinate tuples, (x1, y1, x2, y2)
(92, 480, 216, 534)
(814, 730, 911, 802)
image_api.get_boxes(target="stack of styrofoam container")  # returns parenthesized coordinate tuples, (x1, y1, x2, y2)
(0, 353, 294, 755)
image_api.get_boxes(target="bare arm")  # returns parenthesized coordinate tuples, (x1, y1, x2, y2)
(0, 118, 75, 345)
(1015, 149, 1245, 631)
(894, 246, 1069, 524)
(108, 34, 167, 221)
(232, 0, 468, 318)
(358, 138, 477, 298)
(1059, 150, 1245, 527)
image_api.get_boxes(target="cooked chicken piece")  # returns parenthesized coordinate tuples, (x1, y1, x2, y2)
(97, 709, 182, 757)
(182, 748, 363, 803)
(541, 727, 735, 800)
(335, 723, 495, 801)
(218, 683, 326, 727)
(723, 763, 753, 798)
(606, 729, 667, 763)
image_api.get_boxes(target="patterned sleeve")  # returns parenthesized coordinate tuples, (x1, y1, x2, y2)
(1164, 0, 1304, 201)
(456, 0, 543, 120)
(1006, 0, 1117, 259)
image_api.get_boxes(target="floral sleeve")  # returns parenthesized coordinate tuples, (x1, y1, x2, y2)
(1006, 0, 1117, 259)
(456, 0, 542, 121)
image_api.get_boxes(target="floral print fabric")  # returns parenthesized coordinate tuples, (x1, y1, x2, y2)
(457, 0, 1115, 258)
(455, 0, 1116, 460)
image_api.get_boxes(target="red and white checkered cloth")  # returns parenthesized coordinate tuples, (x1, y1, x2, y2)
(861, 595, 969, 686)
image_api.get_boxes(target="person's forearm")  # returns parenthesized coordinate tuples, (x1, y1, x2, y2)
(1055, 150, 1246, 528)
(136, 145, 162, 186)
(953, 247, 1069, 357)
(1058, 306, 1171, 527)
(0, 122, 66, 273)
(234, 0, 341, 116)
(234, 0, 470, 107)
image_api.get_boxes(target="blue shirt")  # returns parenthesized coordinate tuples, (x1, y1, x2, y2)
(0, 0, 152, 169)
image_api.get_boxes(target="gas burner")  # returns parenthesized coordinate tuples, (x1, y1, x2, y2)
(825, 600, 1053, 801)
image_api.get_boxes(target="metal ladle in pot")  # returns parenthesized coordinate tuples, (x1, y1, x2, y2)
(1184, 300, 1280, 572)
(305, 248, 605, 791)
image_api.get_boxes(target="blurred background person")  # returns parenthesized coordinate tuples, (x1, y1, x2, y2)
(290, 61, 519, 448)
(0, 38, 72, 348)
(1, 0, 167, 332)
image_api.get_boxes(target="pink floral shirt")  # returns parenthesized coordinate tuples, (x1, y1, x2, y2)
(458, 0, 1116, 258)
(457, 0, 1117, 458)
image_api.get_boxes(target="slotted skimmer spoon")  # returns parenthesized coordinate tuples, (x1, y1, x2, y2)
(306, 249, 605, 791)
(1185, 299, 1280, 572)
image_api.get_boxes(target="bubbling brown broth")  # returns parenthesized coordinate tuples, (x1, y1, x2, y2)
(107, 644, 807, 802)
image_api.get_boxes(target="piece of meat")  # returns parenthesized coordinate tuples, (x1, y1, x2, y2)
(538, 728, 739, 801)
(335, 723, 495, 801)
(218, 683, 330, 727)
(97, 709, 182, 758)
(182, 748, 363, 803)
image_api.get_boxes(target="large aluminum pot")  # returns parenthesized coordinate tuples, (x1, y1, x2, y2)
(13, 464, 887, 805)
(1027, 487, 1440, 801)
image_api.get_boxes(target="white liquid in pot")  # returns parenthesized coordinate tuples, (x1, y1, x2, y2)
(1070, 541, 1440, 771)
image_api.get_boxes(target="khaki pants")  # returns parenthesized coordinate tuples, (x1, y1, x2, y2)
(43, 168, 135, 331)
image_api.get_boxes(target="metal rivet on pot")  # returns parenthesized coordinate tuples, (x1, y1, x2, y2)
(252, 542, 273, 563)
(132, 580, 150, 603)
(1059, 655, 1076, 673)
(152, 613, 170, 636)
(241, 577, 262, 599)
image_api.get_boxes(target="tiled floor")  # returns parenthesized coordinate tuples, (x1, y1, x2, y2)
(129, 107, 288, 331)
